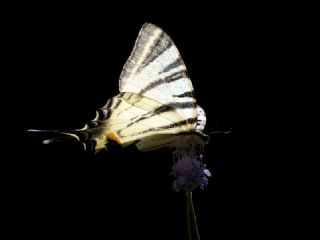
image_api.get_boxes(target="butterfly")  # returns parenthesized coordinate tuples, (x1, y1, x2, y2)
(29, 23, 209, 154)
(29, 23, 211, 191)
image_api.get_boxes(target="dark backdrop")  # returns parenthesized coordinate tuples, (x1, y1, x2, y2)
(8, 4, 278, 239)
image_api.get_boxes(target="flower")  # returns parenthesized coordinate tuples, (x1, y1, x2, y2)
(171, 145, 211, 192)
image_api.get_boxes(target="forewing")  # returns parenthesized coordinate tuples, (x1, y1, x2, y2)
(119, 23, 197, 130)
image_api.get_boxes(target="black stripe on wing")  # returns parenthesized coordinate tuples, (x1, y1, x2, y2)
(173, 90, 195, 98)
(124, 101, 195, 128)
(159, 57, 184, 74)
(121, 117, 197, 137)
(138, 32, 174, 72)
(139, 69, 188, 95)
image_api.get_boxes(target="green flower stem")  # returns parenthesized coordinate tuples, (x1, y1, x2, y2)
(186, 192, 192, 240)
(186, 191, 201, 240)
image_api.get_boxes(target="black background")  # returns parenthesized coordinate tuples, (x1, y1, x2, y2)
(6, 3, 291, 239)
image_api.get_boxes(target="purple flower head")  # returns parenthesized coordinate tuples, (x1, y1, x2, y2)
(171, 145, 211, 192)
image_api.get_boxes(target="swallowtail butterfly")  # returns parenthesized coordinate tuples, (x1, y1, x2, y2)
(29, 23, 210, 191)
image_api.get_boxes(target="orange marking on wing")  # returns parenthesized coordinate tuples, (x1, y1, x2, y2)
(107, 132, 121, 145)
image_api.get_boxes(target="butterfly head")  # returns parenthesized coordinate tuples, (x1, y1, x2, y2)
(196, 105, 206, 131)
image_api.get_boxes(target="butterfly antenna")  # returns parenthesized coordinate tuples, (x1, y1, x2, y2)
(207, 128, 232, 136)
